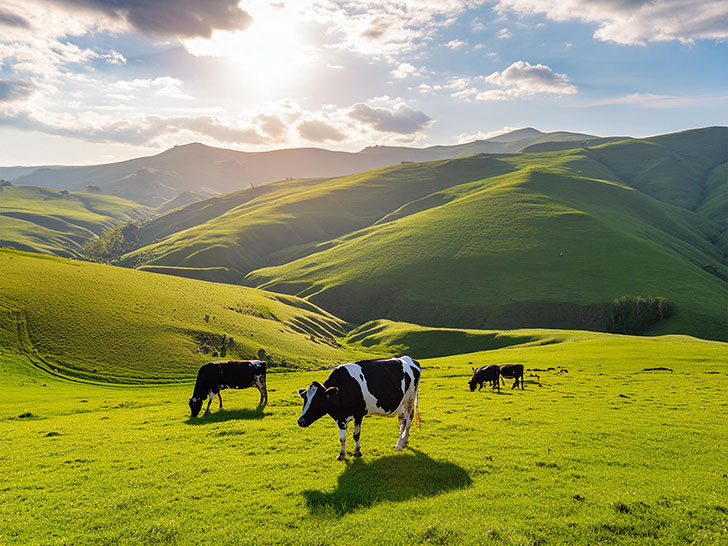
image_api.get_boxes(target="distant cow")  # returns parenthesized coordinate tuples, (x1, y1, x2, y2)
(468, 365, 500, 391)
(297, 356, 421, 460)
(189, 360, 267, 417)
(500, 364, 524, 389)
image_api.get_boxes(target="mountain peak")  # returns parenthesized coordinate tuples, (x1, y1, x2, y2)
(486, 127, 544, 143)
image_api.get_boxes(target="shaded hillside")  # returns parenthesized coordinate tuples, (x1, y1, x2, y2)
(246, 165, 726, 340)
(0, 249, 362, 383)
(0, 186, 151, 259)
(8, 129, 607, 206)
(114, 127, 727, 340)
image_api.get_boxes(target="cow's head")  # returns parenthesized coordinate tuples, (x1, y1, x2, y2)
(468, 369, 478, 392)
(297, 381, 338, 427)
(189, 396, 203, 417)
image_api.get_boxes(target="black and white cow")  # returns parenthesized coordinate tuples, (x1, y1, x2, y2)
(189, 360, 267, 417)
(500, 364, 524, 389)
(297, 356, 421, 460)
(468, 365, 500, 391)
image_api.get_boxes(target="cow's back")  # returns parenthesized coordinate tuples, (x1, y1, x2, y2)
(333, 357, 419, 417)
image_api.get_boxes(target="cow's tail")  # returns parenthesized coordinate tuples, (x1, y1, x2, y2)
(413, 358, 421, 428)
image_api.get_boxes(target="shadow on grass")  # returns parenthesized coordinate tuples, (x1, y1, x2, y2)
(303, 449, 471, 515)
(184, 406, 266, 425)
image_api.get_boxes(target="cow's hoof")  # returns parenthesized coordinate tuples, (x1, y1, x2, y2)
(394, 445, 403, 451)
(354, 450, 362, 458)
(337, 453, 346, 461)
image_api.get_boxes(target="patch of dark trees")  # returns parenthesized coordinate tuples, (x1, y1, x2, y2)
(83, 222, 142, 263)
(314, 285, 676, 337)
(606, 296, 675, 335)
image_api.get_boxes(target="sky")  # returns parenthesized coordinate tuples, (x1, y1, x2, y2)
(0, 0, 726, 165)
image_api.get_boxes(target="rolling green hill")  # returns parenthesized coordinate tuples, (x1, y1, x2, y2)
(114, 127, 727, 340)
(8, 129, 611, 206)
(0, 186, 152, 258)
(0, 249, 364, 383)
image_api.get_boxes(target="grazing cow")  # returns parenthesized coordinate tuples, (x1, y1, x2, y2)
(468, 365, 500, 391)
(189, 360, 267, 417)
(500, 364, 524, 389)
(297, 356, 421, 460)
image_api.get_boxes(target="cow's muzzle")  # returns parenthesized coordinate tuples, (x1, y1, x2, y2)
(297, 418, 308, 427)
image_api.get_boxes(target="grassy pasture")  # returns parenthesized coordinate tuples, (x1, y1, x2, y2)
(0, 186, 151, 258)
(0, 249, 362, 382)
(1, 334, 726, 545)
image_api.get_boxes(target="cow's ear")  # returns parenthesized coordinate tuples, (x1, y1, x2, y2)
(471, 367, 474, 372)
(325, 386, 339, 398)
(298, 389, 306, 398)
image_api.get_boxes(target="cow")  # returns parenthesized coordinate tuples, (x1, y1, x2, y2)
(297, 356, 421, 461)
(500, 364, 524, 389)
(189, 360, 267, 417)
(468, 365, 500, 391)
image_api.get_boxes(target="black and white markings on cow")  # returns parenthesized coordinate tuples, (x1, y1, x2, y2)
(189, 360, 268, 417)
(297, 356, 421, 460)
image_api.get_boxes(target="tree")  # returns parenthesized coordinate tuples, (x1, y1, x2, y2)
(83, 222, 142, 263)
(86, 185, 102, 194)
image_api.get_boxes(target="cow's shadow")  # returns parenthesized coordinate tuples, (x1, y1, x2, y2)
(303, 449, 471, 515)
(184, 406, 266, 425)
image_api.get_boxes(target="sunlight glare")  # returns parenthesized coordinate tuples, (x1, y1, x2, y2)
(184, 2, 312, 96)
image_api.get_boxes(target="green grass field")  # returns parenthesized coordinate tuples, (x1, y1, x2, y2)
(1, 332, 726, 545)
(0, 186, 151, 258)
(0, 249, 364, 382)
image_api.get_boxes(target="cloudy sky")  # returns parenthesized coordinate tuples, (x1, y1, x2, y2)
(0, 0, 726, 165)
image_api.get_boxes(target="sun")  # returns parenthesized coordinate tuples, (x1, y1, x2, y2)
(184, 2, 312, 96)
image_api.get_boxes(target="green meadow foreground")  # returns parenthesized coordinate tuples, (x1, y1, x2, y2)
(2, 335, 727, 545)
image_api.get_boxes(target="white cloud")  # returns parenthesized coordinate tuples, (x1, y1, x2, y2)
(308, 0, 489, 55)
(392, 62, 418, 78)
(497, 27, 512, 39)
(494, 0, 728, 45)
(445, 39, 466, 49)
(589, 92, 728, 109)
(481, 60, 577, 98)
(109, 77, 192, 99)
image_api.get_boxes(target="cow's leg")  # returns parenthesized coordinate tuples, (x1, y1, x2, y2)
(254, 375, 267, 405)
(204, 392, 215, 415)
(478, 382, 483, 391)
(521, 375, 524, 389)
(512, 377, 518, 389)
(353, 416, 363, 458)
(337, 420, 348, 461)
(218, 391, 223, 410)
(398, 405, 414, 450)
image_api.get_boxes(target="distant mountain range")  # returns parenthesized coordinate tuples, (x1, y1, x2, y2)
(0, 128, 624, 207)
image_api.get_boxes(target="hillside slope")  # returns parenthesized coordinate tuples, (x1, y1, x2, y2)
(0, 186, 152, 258)
(246, 165, 726, 340)
(0, 249, 362, 383)
(113, 128, 727, 340)
(8, 129, 606, 206)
